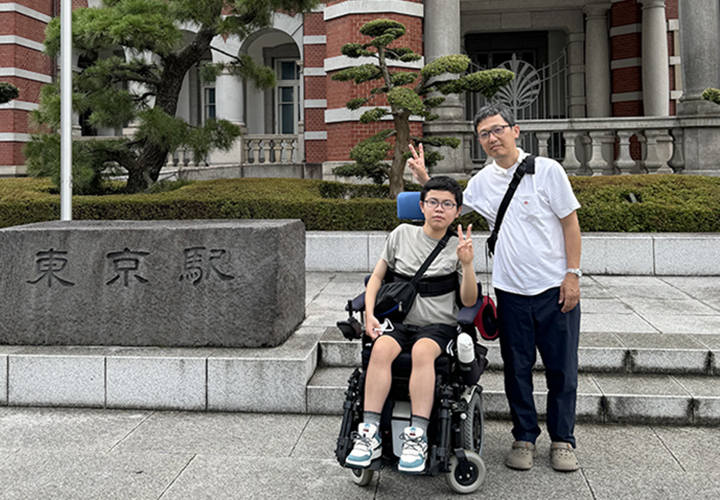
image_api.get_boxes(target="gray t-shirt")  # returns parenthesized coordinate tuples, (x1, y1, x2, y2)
(380, 224, 463, 327)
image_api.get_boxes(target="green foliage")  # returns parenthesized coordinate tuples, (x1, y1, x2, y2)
(417, 136, 462, 149)
(333, 130, 394, 184)
(25, 135, 126, 195)
(331, 64, 383, 84)
(3, 175, 719, 232)
(359, 107, 388, 123)
(702, 88, 720, 105)
(360, 19, 405, 38)
(421, 55, 470, 79)
(346, 97, 370, 110)
(438, 69, 515, 98)
(0, 82, 19, 104)
(341, 43, 374, 59)
(31, 0, 318, 193)
(387, 87, 423, 114)
(390, 71, 419, 87)
(333, 20, 513, 194)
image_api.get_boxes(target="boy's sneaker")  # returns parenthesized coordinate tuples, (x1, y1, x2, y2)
(345, 423, 381, 468)
(398, 426, 428, 474)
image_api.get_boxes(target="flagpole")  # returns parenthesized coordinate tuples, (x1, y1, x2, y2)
(60, 0, 72, 220)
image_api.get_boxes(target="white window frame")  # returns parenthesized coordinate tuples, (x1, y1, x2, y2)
(202, 84, 216, 123)
(275, 59, 300, 134)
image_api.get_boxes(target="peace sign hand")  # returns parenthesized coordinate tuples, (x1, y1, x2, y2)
(456, 224, 474, 265)
(407, 143, 430, 185)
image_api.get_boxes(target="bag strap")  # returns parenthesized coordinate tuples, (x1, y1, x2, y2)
(486, 154, 535, 257)
(410, 231, 453, 286)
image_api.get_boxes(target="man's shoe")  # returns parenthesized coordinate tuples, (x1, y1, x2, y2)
(504, 441, 537, 470)
(398, 426, 428, 474)
(550, 442, 579, 472)
(345, 423, 382, 468)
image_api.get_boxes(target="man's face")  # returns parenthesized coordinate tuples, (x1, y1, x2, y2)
(476, 114, 520, 161)
(421, 190, 460, 231)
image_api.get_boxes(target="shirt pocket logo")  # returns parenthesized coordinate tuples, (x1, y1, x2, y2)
(515, 194, 541, 222)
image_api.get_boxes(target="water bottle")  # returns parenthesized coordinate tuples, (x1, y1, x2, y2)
(456, 332, 481, 385)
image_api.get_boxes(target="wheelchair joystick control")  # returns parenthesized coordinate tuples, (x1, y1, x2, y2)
(457, 333, 475, 364)
(457, 333, 482, 386)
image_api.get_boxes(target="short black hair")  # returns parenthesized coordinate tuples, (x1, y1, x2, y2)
(472, 102, 515, 132)
(421, 176, 463, 207)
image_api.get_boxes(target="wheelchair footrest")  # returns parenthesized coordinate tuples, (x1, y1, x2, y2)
(344, 458, 383, 471)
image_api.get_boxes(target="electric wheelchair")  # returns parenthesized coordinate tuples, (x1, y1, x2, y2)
(334, 192, 490, 494)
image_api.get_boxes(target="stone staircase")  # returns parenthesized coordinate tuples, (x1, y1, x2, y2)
(307, 327, 720, 425)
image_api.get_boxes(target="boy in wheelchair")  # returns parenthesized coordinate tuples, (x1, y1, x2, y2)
(343, 176, 478, 475)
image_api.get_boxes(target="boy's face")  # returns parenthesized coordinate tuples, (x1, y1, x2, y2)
(421, 189, 461, 231)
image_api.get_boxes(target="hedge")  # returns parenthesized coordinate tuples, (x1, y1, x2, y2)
(0, 174, 719, 232)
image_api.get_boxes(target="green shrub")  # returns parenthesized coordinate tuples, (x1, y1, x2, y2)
(0, 174, 719, 232)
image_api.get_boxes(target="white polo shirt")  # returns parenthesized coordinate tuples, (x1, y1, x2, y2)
(462, 149, 580, 296)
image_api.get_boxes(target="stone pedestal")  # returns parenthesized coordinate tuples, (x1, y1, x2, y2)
(0, 220, 305, 347)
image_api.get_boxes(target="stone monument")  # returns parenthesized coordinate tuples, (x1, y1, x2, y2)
(0, 219, 305, 347)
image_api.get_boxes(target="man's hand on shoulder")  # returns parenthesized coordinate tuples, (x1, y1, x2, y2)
(559, 274, 580, 313)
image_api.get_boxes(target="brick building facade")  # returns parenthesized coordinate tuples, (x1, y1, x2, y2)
(2, 0, 719, 177)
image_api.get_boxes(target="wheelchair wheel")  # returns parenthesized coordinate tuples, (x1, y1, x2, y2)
(445, 451, 486, 494)
(350, 467, 374, 487)
(461, 389, 484, 455)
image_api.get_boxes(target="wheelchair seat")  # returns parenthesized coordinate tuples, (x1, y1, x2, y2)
(360, 340, 453, 380)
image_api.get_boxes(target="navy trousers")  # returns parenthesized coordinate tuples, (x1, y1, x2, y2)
(495, 287, 580, 447)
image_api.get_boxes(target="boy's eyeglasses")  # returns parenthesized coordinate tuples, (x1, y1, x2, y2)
(478, 124, 512, 141)
(423, 199, 457, 210)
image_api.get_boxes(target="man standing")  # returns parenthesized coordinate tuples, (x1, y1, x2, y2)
(408, 103, 582, 473)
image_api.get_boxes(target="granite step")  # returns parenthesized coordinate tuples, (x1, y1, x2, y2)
(319, 327, 720, 375)
(306, 366, 720, 425)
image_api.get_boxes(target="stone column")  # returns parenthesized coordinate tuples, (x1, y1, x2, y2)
(678, 0, 720, 115)
(216, 71, 245, 129)
(423, 0, 470, 174)
(583, 3, 612, 117)
(424, 0, 462, 121)
(214, 71, 246, 166)
(640, 0, 670, 116)
(567, 33, 587, 118)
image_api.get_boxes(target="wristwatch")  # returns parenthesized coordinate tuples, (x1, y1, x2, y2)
(566, 268, 582, 278)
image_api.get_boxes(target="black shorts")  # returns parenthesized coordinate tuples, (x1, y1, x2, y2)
(383, 322, 457, 353)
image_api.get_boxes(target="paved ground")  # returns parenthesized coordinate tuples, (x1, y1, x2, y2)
(0, 407, 719, 499)
(2, 273, 719, 498)
(308, 273, 720, 336)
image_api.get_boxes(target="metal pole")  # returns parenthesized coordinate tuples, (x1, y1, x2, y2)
(60, 0, 72, 220)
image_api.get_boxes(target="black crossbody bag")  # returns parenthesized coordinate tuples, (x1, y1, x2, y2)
(486, 154, 536, 257)
(374, 231, 453, 322)
(477, 154, 535, 341)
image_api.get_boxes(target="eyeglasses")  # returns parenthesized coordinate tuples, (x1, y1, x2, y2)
(478, 124, 512, 141)
(423, 198, 457, 210)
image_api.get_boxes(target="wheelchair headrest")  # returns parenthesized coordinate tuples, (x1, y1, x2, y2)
(397, 191, 424, 220)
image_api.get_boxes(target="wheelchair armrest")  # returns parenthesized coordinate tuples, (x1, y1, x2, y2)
(344, 275, 372, 313)
(457, 283, 483, 326)
(345, 292, 366, 313)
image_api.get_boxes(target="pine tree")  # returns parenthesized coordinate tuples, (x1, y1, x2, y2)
(0, 82, 19, 104)
(703, 88, 720, 105)
(331, 19, 514, 198)
(27, 0, 318, 193)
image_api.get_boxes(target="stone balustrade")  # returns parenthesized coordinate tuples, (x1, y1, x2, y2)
(242, 134, 300, 165)
(493, 115, 720, 176)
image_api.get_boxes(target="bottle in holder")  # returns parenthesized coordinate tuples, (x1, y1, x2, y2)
(456, 332, 481, 385)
